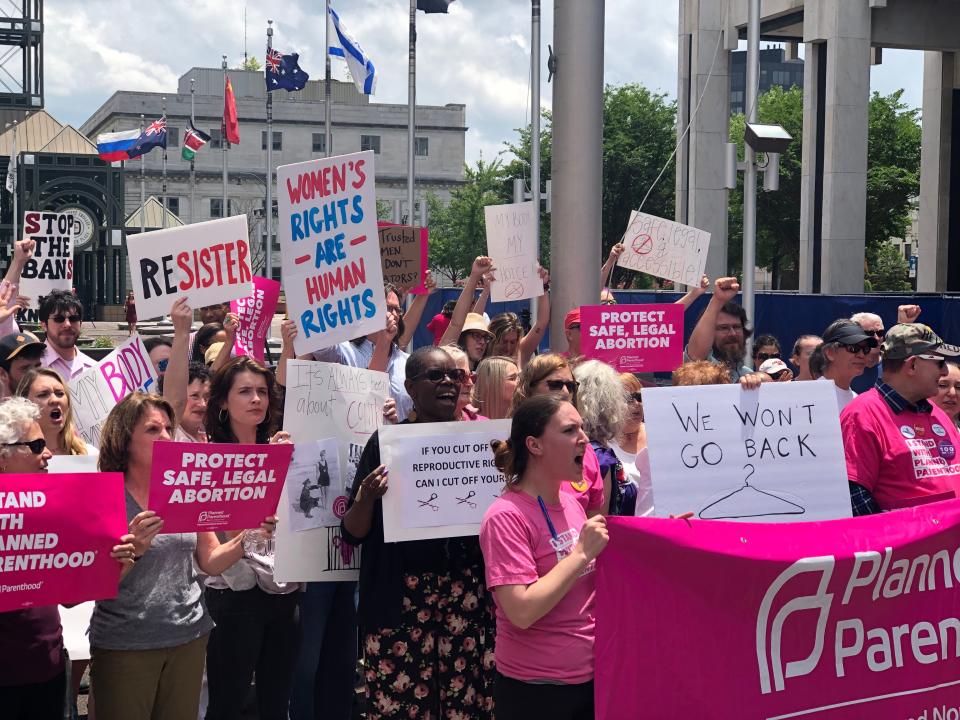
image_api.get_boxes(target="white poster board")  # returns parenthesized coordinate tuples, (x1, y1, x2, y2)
(643, 382, 852, 522)
(275, 360, 389, 582)
(20, 211, 77, 307)
(277, 151, 387, 356)
(68, 334, 159, 448)
(484, 201, 543, 302)
(380, 420, 510, 542)
(125, 215, 254, 320)
(616, 211, 709, 287)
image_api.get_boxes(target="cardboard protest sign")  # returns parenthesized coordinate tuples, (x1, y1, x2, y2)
(20, 211, 76, 308)
(643, 381, 852, 522)
(377, 222, 428, 293)
(580, 303, 683, 373)
(616, 211, 709, 287)
(68, 334, 158, 447)
(230, 276, 280, 362)
(597, 505, 960, 719)
(379, 420, 510, 542)
(148, 442, 293, 533)
(484, 201, 543, 302)
(0, 472, 127, 612)
(126, 215, 254, 320)
(277, 151, 387, 356)
(275, 360, 389, 582)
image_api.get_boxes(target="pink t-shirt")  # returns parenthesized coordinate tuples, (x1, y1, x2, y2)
(561, 443, 605, 514)
(841, 388, 960, 510)
(479, 490, 595, 684)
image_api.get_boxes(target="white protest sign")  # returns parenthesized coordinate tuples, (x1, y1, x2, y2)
(20, 211, 77, 307)
(643, 382, 852, 522)
(68, 334, 158, 448)
(616, 211, 709, 287)
(277, 151, 387, 356)
(484, 201, 543, 302)
(125, 215, 253, 320)
(275, 360, 389, 582)
(380, 420, 510, 542)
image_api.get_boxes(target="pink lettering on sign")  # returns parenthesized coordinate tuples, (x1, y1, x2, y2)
(148, 442, 293, 533)
(0, 472, 127, 612)
(596, 504, 960, 719)
(231, 277, 281, 362)
(98, 336, 156, 402)
(580, 303, 683, 373)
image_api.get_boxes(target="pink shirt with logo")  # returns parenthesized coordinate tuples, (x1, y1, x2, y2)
(479, 489, 595, 684)
(561, 444, 605, 514)
(841, 388, 960, 510)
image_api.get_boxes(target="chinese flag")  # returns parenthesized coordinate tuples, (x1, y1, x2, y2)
(223, 77, 240, 145)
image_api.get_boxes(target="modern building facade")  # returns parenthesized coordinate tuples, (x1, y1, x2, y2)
(730, 47, 804, 115)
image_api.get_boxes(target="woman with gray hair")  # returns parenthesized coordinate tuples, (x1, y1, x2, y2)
(808, 319, 878, 412)
(572, 360, 631, 515)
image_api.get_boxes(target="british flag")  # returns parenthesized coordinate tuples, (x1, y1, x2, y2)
(144, 116, 166, 136)
(266, 48, 283, 74)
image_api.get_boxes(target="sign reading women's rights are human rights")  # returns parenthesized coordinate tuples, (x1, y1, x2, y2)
(278, 151, 387, 356)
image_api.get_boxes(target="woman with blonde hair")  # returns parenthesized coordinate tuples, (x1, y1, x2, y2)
(16, 367, 94, 456)
(441, 345, 485, 420)
(472, 355, 520, 420)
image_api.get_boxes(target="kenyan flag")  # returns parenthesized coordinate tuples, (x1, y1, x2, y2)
(181, 122, 211, 161)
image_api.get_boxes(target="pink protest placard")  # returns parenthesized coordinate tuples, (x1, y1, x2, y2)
(580, 303, 683, 373)
(231, 276, 281, 361)
(0, 472, 127, 612)
(148, 442, 293, 532)
(595, 505, 960, 720)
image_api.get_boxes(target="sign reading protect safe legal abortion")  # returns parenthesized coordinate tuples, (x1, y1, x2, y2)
(0, 472, 127, 612)
(231, 276, 281, 362)
(125, 215, 254, 320)
(20, 211, 76, 307)
(148, 442, 293, 533)
(616, 211, 709, 287)
(380, 420, 510, 542)
(278, 151, 387, 356)
(580, 303, 683, 373)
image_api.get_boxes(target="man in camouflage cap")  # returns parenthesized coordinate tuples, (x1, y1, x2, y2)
(840, 323, 960, 515)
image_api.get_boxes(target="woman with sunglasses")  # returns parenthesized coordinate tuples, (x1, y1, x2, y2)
(441, 345, 486, 421)
(0, 396, 136, 720)
(472, 356, 520, 420)
(342, 346, 495, 719)
(16, 367, 96, 456)
(810, 320, 877, 412)
(752, 334, 782, 369)
(609, 374, 653, 516)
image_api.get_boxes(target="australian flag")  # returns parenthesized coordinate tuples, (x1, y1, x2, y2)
(265, 48, 309, 92)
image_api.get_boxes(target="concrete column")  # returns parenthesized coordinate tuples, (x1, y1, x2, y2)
(798, 41, 824, 293)
(917, 51, 956, 291)
(676, 0, 731, 281)
(800, 0, 871, 293)
(549, 0, 604, 343)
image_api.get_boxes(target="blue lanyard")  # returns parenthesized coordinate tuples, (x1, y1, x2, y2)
(537, 495, 559, 543)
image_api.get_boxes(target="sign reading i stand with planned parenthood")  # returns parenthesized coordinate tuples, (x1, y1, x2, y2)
(616, 211, 709, 287)
(20, 211, 76, 307)
(278, 151, 387, 356)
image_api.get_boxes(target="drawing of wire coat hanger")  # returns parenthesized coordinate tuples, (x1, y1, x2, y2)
(698, 464, 806, 520)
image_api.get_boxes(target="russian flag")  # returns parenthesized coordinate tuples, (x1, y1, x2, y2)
(96, 128, 142, 162)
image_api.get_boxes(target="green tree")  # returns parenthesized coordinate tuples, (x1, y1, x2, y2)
(866, 240, 911, 291)
(239, 56, 262, 71)
(502, 109, 553, 267)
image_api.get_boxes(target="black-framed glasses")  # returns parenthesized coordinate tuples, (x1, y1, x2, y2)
(915, 354, 946, 369)
(410, 368, 467, 384)
(627, 391, 643, 403)
(5, 438, 46, 454)
(843, 344, 874, 356)
(755, 352, 780, 362)
(542, 379, 579, 394)
(865, 329, 885, 339)
(50, 314, 81, 324)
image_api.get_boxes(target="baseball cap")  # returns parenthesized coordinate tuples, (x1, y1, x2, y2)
(881, 323, 960, 361)
(822, 322, 875, 346)
(564, 308, 581, 330)
(0, 331, 45, 363)
(758, 358, 790, 376)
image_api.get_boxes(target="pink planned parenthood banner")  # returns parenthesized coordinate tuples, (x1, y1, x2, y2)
(580, 303, 683, 373)
(230, 276, 281, 361)
(148, 442, 293, 532)
(595, 505, 960, 720)
(0, 472, 127, 612)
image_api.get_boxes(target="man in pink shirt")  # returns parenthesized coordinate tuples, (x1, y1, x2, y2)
(841, 323, 960, 513)
(39, 290, 95, 380)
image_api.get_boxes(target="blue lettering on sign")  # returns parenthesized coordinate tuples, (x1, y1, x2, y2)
(299, 288, 377, 338)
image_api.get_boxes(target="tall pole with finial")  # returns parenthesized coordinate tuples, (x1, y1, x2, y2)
(407, 0, 416, 225)
(222, 55, 229, 217)
(266, 19, 274, 280)
(161, 96, 168, 228)
(139, 114, 146, 235)
(324, 0, 332, 157)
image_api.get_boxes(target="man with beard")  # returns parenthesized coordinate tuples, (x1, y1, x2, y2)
(39, 290, 95, 380)
(684, 276, 757, 383)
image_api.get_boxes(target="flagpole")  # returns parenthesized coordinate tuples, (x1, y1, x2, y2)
(161, 96, 167, 229)
(222, 55, 229, 218)
(139, 114, 145, 235)
(11, 120, 17, 245)
(190, 78, 196, 224)
(266, 20, 274, 280)
(530, 0, 541, 325)
(324, 0, 332, 158)
(407, 0, 416, 225)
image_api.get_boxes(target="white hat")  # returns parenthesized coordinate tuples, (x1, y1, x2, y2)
(758, 358, 789, 376)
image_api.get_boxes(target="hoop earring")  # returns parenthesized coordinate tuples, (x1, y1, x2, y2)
(219, 408, 228, 423)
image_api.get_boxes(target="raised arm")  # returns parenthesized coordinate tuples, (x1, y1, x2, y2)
(518, 267, 551, 367)
(600, 243, 624, 291)
(438, 256, 494, 347)
(276, 319, 298, 387)
(686, 277, 740, 361)
(368, 311, 399, 373)
(397, 271, 436, 350)
(162, 298, 194, 423)
(674, 274, 710, 310)
(472, 273, 493, 317)
(210, 312, 238, 373)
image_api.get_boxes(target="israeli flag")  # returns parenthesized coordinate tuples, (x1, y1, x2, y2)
(328, 6, 377, 96)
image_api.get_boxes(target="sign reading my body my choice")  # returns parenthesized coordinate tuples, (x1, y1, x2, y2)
(278, 151, 387, 356)
(20, 210, 76, 308)
(580, 303, 683, 373)
(148, 442, 293, 532)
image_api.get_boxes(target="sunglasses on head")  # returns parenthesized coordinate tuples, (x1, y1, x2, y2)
(6, 438, 46, 454)
(411, 368, 467, 384)
(50, 314, 81, 324)
(755, 352, 780, 362)
(542, 379, 579, 394)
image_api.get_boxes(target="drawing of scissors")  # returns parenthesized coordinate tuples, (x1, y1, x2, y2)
(455, 490, 477, 509)
(418, 493, 439, 512)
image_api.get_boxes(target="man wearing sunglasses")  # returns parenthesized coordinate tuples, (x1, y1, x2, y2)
(39, 289, 95, 380)
(841, 323, 960, 515)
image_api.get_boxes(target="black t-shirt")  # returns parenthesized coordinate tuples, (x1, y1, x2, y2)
(0, 606, 64, 686)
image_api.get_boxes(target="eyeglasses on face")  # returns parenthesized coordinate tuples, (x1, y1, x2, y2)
(627, 391, 643, 403)
(5, 438, 47, 454)
(755, 352, 780, 362)
(865, 329, 885, 339)
(715, 323, 743, 334)
(50, 314, 82, 324)
(465, 332, 489, 344)
(541, 379, 579, 394)
(914, 354, 946, 369)
(600, 299, 617, 306)
(843, 344, 874, 356)
(410, 368, 467, 384)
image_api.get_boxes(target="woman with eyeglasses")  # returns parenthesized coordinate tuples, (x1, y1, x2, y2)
(16, 368, 97, 456)
(472, 356, 520, 420)
(809, 320, 878, 412)
(752, 334, 781, 369)
(441, 345, 486, 421)
(342, 346, 495, 719)
(0, 396, 136, 720)
(609, 374, 653, 516)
